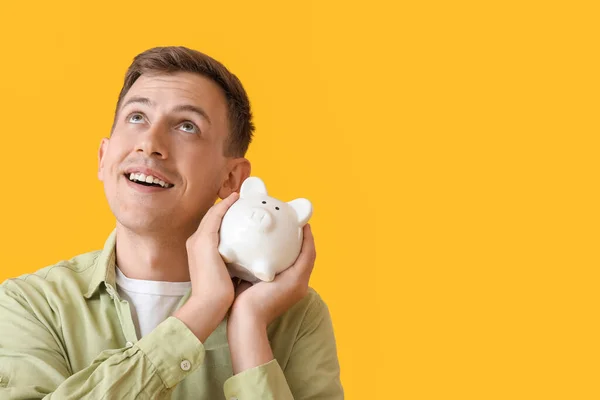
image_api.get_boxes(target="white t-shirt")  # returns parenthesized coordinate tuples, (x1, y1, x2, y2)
(115, 267, 191, 339)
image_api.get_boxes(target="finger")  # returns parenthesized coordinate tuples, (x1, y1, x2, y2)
(282, 224, 316, 279)
(301, 224, 316, 257)
(201, 192, 239, 234)
(298, 224, 317, 273)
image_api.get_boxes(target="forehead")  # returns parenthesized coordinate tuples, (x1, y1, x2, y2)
(123, 72, 228, 119)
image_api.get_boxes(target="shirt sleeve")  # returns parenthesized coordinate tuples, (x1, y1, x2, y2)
(0, 284, 205, 399)
(223, 292, 344, 400)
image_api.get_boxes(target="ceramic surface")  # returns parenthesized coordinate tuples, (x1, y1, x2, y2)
(218, 177, 313, 282)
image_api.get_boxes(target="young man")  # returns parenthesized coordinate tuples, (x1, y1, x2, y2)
(0, 47, 343, 399)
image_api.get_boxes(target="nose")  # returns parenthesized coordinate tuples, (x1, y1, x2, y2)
(248, 207, 274, 231)
(135, 123, 168, 159)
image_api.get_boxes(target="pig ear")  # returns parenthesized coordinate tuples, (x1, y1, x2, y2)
(240, 177, 268, 197)
(287, 198, 313, 226)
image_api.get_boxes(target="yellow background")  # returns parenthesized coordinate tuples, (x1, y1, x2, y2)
(0, 1, 598, 398)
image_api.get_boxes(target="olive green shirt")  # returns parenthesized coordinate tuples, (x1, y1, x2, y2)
(0, 230, 343, 399)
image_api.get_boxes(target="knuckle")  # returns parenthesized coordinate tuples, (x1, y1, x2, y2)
(185, 236, 197, 248)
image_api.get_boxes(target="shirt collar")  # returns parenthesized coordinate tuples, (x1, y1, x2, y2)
(84, 228, 118, 299)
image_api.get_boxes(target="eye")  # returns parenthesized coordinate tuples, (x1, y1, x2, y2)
(275, 207, 280, 210)
(262, 201, 266, 204)
(128, 112, 145, 124)
(178, 121, 199, 134)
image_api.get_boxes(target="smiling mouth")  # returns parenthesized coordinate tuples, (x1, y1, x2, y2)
(124, 173, 174, 188)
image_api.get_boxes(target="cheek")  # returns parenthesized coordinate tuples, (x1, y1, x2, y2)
(180, 153, 224, 192)
(101, 144, 131, 181)
(184, 165, 220, 191)
(104, 152, 120, 174)
(181, 143, 223, 172)
(110, 135, 135, 158)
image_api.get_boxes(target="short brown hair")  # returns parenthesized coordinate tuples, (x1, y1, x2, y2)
(113, 46, 254, 157)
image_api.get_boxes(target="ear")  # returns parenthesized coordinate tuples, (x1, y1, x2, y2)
(98, 138, 109, 181)
(240, 177, 268, 198)
(287, 198, 313, 226)
(217, 158, 251, 199)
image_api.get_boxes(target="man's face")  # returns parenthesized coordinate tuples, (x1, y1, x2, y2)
(98, 72, 239, 236)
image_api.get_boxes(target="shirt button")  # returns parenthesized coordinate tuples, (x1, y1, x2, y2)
(125, 342, 133, 348)
(180, 360, 191, 371)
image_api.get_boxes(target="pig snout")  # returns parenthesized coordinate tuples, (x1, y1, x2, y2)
(247, 207, 274, 231)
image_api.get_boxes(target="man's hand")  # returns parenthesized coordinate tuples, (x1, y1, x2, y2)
(227, 224, 317, 373)
(231, 224, 316, 325)
(173, 192, 240, 343)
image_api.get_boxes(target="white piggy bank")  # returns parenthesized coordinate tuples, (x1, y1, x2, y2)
(218, 177, 313, 282)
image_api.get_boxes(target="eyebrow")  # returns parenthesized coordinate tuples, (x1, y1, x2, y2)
(121, 96, 153, 110)
(120, 96, 212, 125)
(172, 104, 212, 125)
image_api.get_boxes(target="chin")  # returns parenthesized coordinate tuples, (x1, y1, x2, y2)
(118, 217, 161, 234)
(113, 206, 170, 233)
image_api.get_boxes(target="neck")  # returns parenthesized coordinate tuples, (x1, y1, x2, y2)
(114, 223, 191, 282)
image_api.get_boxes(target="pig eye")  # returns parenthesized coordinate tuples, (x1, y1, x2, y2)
(275, 207, 280, 210)
(262, 201, 266, 204)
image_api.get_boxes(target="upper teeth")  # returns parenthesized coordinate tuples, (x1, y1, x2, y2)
(128, 173, 172, 188)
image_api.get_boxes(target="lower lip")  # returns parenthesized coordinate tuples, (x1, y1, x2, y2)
(125, 177, 172, 193)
